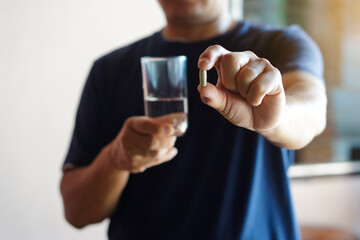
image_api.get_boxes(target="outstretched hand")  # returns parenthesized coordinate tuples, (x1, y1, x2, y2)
(197, 45, 286, 132)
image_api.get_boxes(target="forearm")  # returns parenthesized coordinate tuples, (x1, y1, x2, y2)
(60, 144, 130, 228)
(258, 71, 327, 149)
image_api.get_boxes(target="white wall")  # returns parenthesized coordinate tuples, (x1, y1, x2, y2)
(0, 1, 165, 239)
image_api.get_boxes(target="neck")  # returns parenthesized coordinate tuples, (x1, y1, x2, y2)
(162, 10, 236, 42)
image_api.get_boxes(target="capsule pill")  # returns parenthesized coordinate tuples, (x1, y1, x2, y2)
(199, 69, 207, 87)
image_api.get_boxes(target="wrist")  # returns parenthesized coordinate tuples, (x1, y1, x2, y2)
(256, 106, 289, 147)
(102, 142, 127, 172)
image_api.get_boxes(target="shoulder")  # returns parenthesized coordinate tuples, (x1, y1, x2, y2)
(92, 32, 159, 71)
(268, 24, 317, 50)
(238, 21, 311, 44)
(234, 21, 323, 77)
(267, 25, 323, 78)
(82, 32, 160, 96)
(256, 23, 320, 56)
(228, 21, 315, 55)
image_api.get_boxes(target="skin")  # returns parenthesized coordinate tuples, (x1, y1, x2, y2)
(61, 117, 177, 228)
(61, 0, 327, 228)
(158, 0, 235, 42)
(197, 46, 327, 148)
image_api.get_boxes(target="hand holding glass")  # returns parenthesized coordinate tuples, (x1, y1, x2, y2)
(141, 56, 188, 136)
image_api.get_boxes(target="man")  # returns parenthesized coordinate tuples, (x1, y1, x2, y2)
(61, 0, 327, 239)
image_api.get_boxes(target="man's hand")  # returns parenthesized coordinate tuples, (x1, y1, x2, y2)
(198, 45, 286, 131)
(108, 116, 178, 173)
(197, 45, 327, 149)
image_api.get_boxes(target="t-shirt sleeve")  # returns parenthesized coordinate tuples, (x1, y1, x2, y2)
(269, 25, 324, 79)
(63, 61, 106, 171)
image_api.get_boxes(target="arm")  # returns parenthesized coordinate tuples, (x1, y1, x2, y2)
(61, 116, 178, 228)
(60, 145, 130, 229)
(258, 71, 327, 149)
(197, 45, 327, 150)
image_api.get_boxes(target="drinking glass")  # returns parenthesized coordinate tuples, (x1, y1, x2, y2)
(141, 56, 188, 136)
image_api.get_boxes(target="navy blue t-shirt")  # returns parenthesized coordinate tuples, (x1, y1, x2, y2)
(64, 21, 323, 240)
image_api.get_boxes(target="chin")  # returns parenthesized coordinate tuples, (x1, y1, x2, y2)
(161, 0, 205, 18)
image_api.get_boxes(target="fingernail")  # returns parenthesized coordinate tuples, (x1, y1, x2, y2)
(199, 58, 209, 66)
(200, 95, 210, 104)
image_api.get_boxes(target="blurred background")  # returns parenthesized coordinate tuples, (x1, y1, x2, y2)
(0, 0, 359, 239)
(243, 0, 360, 164)
(242, 0, 360, 239)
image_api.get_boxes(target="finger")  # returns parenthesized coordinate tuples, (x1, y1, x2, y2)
(197, 82, 252, 127)
(247, 66, 282, 106)
(131, 147, 178, 173)
(220, 51, 257, 92)
(122, 126, 176, 153)
(197, 82, 227, 113)
(126, 116, 175, 136)
(198, 45, 229, 70)
(134, 133, 177, 151)
(236, 57, 268, 98)
(144, 147, 178, 169)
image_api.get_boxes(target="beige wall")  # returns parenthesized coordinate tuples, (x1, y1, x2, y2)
(0, 1, 165, 239)
(291, 175, 360, 238)
(295, 0, 360, 163)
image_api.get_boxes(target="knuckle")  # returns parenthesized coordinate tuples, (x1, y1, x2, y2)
(244, 50, 256, 58)
(123, 117, 139, 133)
(154, 125, 165, 135)
(211, 44, 223, 51)
(130, 167, 143, 174)
(145, 136, 158, 149)
(124, 116, 135, 126)
(148, 121, 163, 135)
(222, 53, 236, 64)
(265, 66, 281, 79)
(243, 65, 258, 76)
(153, 157, 162, 164)
(251, 80, 266, 94)
(151, 150, 162, 159)
(239, 65, 258, 82)
(151, 148, 168, 162)
(271, 67, 281, 77)
(129, 159, 139, 170)
(257, 58, 270, 65)
(135, 166, 147, 173)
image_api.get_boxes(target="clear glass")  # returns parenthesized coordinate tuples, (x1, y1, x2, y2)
(141, 56, 188, 136)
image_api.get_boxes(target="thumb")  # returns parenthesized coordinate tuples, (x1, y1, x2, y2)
(197, 82, 226, 112)
(198, 83, 251, 128)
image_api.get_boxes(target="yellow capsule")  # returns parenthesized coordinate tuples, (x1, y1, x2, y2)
(199, 69, 207, 87)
